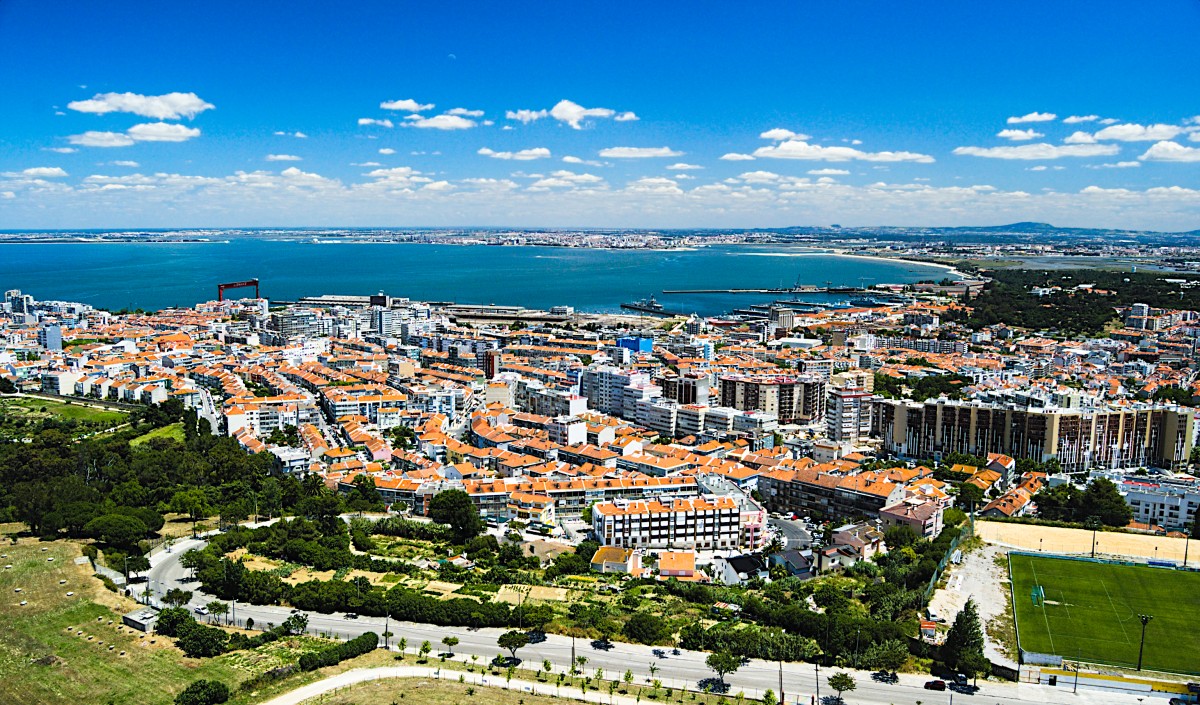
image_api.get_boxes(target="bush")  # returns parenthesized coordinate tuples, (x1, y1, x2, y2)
(155, 607, 196, 637)
(176, 623, 229, 658)
(299, 631, 378, 671)
(175, 679, 230, 705)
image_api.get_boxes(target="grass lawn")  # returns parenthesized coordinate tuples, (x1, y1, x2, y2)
(0, 539, 388, 705)
(0, 398, 127, 440)
(1009, 553, 1200, 673)
(130, 422, 185, 447)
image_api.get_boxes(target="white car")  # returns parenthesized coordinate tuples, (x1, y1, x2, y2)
(194, 606, 208, 615)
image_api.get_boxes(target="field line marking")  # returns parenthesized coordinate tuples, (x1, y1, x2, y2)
(1099, 579, 1132, 644)
(1028, 557, 1056, 653)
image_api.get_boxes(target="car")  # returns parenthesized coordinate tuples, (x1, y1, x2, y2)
(344, 612, 358, 619)
(924, 680, 947, 691)
(194, 606, 208, 615)
(953, 673, 968, 686)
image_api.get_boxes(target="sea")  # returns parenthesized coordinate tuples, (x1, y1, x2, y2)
(0, 239, 952, 316)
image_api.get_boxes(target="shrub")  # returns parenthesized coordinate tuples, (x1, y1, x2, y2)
(175, 679, 230, 705)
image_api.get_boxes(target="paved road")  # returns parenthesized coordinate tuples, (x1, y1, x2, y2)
(769, 517, 812, 550)
(145, 539, 1162, 705)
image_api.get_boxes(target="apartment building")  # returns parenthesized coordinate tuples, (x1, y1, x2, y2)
(873, 397, 1196, 471)
(826, 383, 874, 442)
(759, 466, 905, 519)
(1112, 475, 1200, 533)
(592, 495, 741, 550)
(718, 374, 826, 424)
(579, 366, 651, 415)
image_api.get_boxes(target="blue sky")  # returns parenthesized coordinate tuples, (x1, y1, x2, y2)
(2, 1, 1200, 229)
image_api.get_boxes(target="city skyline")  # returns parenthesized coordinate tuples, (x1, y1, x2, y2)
(2, 1, 1199, 229)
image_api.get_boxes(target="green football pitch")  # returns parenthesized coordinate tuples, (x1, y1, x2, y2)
(1009, 553, 1200, 674)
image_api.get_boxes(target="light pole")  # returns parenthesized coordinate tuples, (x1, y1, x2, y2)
(1136, 614, 1153, 671)
(814, 662, 820, 702)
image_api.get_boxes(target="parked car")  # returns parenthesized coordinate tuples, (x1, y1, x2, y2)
(953, 673, 969, 686)
(344, 612, 358, 619)
(194, 606, 208, 615)
(924, 680, 947, 691)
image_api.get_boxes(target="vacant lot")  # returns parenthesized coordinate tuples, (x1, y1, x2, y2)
(130, 422, 185, 447)
(1009, 553, 1200, 674)
(0, 397, 127, 440)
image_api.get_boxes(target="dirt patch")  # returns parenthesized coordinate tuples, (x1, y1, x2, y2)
(928, 543, 1015, 667)
(494, 585, 569, 604)
(421, 580, 463, 595)
(976, 520, 1197, 563)
(344, 569, 390, 586)
(282, 568, 334, 585)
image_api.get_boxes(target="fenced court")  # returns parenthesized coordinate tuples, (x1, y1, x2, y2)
(1008, 552, 1200, 675)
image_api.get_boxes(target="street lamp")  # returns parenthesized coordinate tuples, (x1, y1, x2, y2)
(1136, 614, 1153, 671)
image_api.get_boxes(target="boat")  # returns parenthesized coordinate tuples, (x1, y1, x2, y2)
(620, 295, 684, 317)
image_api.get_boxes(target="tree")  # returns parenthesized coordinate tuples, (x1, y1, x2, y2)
(396, 637, 407, 659)
(170, 488, 214, 536)
(623, 611, 667, 645)
(705, 650, 740, 687)
(624, 669, 634, 689)
(762, 690, 778, 705)
(861, 638, 909, 673)
(419, 639, 432, 662)
(175, 679, 230, 705)
(1082, 478, 1133, 527)
(442, 635, 459, 656)
(84, 513, 148, 549)
(497, 629, 530, 661)
(428, 489, 484, 543)
(827, 672, 856, 702)
(124, 553, 151, 580)
(205, 601, 229, 624)
(957, 483, 984, 512)
(177, 624, 228, 658)
(883, 525, 920, 551)
(164, 588, 194, 607)
(944, 598, 988, 680)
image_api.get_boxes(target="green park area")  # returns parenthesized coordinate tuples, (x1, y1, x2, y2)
(1009, 553, 1200, 674)
(0, 396, 127, 441)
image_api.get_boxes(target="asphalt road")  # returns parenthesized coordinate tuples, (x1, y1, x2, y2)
(769, 517, 812, 550)
(144, 538, 1158, 705)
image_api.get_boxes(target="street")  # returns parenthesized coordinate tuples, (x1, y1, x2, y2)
(144, 538, 1163, 705)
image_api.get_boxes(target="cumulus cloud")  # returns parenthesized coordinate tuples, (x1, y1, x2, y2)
(760, 128, 811, 141)
(1063, 115, 1100, 124)
(378, 148, 396, 155)
(266, 154, 302, 161)
(20, 167, 68, 178)
(274, 131, 308, 138)
(614, 111, 639, 122)
(68, 131, 136, 148)
(380, 98, 434, 112)
(0, 191, 14, 199)
(1086, 161, 1141, 169)
(720, 153, 756, 161)
(67, 91, 214, 119)
(997, 128, 1043, 141)
(598, 146, 683, 158)
(126, 122, 201, 142)
(667, 163, 703, 170)
(529, 169, 606, 189)
(1093, 123, 1183, 142)
(44, 147, 77, 154)
(403, 114, 476, 130)
(1063, 131, 1097, 144)
(358, 118, 394, 128)
(753, 139, 934, 163)
(506, 109, 549, 124)
(110, 160, 139, 167)
(562, 155, 603, 166)
(478, 147, 551, 160)
(550, 100, 616, 129)
(448, 108, 485, 117)
(1139, 141, 1200, 162)
(808, 168, 850, 175)
(952, 143, 1118, 160)
(1007, 112, 1057, 124)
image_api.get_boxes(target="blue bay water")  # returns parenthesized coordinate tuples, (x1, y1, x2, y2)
(0, 240, 950, 316)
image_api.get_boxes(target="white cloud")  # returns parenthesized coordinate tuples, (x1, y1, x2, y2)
(738, 170, 780, 184)
(808, 168, 850, 175)
(1007, 111, 1057, 124)
(1093, 123, 1183, 142)
(380, 99, 434, 112)
(1063, 115, 1100, 124)
(67, 91, 213, 119)
(720, 153, 756, 161)
(952, 143, 1118, 160)
(44, 147, 77, 154)
(266, 154, 302, 161)
(1139, 141, 1200, 162)
(20, 167, 68, 178)
(1086, 161, 1141, 169)
(1028, 166, 1048, 171)
(667, 163, 703, 170)
(422, 181, 454, 192)
(529, 169, 606, 189)
(126, 122, 201, 142)
(1099, 118, 1119, 125)
(562, 155, 602, 166)
(110, 160, 139, 167)
(625, 177, 682, 194)
(550, 100, 615, 129)
(598, 146, 683, 158)
(506, 109, 549, 124)
(274, 131, 308, 138)
(759, 128, 811, 141)
(478, 147, 551, 161)
(754, 139, 934, 163)
(614, 111, 639, 122)
(358, 118, 394, 128)
(0, 191, 13, 199)
(378, 148, 396, 155)
(68, 131, 135, 147)
(1063, 131, 1097, 144)
(403, 114, 476, 130)
(1191, 132, 1200, 143)
(448, 108, 485, 117)
(997, 128, 1043, 141)
(351, 161, 382, 167)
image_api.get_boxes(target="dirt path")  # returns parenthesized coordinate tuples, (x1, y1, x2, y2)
(929, 543, 1016, 667)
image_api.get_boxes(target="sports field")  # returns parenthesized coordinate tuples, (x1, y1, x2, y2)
(1009, 553, 1200, 674)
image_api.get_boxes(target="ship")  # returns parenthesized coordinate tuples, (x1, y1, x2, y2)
(620, 295, 684, 317)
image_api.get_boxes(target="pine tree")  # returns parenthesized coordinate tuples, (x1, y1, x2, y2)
(944, 598, 989, 681)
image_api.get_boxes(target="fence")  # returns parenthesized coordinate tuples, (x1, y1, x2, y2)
(922, 517, 975, 601)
